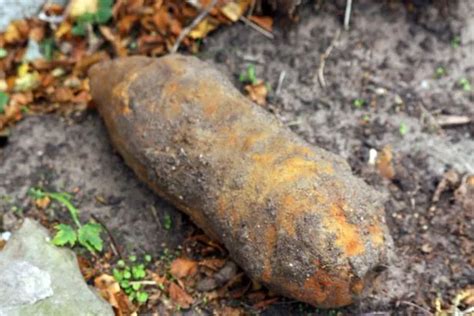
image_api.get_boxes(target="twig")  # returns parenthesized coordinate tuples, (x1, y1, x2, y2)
(239, 16, 274, 39)
(276, 70, 286, 96)
(317, 29, 341, 89)
(399, 301, 434, 316)
(129, 280, 158, 286)
(247, 0, 256, 17)
(436, 115, 471, 127)
(91, 214, 122, 259)
(170, 0, 218, 53)
(344, 0, 353, 30)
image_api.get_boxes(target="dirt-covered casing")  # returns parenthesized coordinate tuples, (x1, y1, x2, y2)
(89, 54, 394, 308)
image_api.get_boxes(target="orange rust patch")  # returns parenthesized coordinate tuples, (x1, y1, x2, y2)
(324, 203, 365, 257)
(241, 131, 269, 152)
(281, 267, 354, 307)
(112, 82, 131, 114)
(350, 278, 364, 295)
(202, 101, 218, 117)
(261, 225, 277, 283)
(368, 224, 385, 247)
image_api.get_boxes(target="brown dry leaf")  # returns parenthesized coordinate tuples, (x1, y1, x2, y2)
(74, 51, 110, 75)
(253, 297, 279, 309)
(94, 274, 135, 316)
(53, 87, 74, 103)
(170, 258, 198, 279)
(461, 287, 474, 306)
(220, 2, 247, 22)
(214, 306, 244, 316)
(245, 81, 268, 106)
(454, 174, 474, 212)
(189, 18, 219, 39)
(99, 26, 128, 57)
(150, 272, 168, 289)
(168, 282, 194, 309)
(198, 258, 226, 271)
(29, 26, 45, 42)
(68, 0, 98, 18)
(376, 145, 395, 179)
(4, 23, 22, 43)
(0, 239, 6, 251)
(35, 196, 51, 209)
(117, 15, 139, 34)
(55, 22, 72, 39)
(249, 15, 273, 32)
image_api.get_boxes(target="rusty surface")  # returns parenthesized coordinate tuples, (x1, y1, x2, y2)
(89, 54, 394, 308)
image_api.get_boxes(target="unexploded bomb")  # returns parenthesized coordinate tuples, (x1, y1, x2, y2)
(89, 54, 393, 308)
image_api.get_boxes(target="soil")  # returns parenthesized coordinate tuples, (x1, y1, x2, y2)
(1, 0, 473, 315)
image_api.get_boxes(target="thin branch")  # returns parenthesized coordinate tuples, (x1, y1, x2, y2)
(91, 214, 122, 259)
(239, 16, 274, 39)
(344, 0, 353, 30)
(399, 301, 434, 316)
(170, 0, 218, 53)
(317, 28, 341, 89)
(276, 70, 286, 96)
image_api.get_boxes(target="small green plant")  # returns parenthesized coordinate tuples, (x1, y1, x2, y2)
(29, 188, 103, 254)
(0, 48, 7, 59)
(435, 66, 446, 78)
(71, 0, 114, 36)
(113, 255, 152, 304)
(458, 78, 472, 92)
(0, 92, 9, 114)
(352, 98, 366, 109)
(39, 38, 56, 61)
(399, 122, 409, 136)
(239, 64, 258, 85)
(451, 36, 461, 48)
(163, 213, 172, 230)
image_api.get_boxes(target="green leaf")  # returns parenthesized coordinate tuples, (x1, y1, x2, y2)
(48, 192, 80, 228)
(123, 270, 132, 279)
(52, 224, 77, 247)
(71, 23, 87, 36)
(353, 98, 365, 108)
(132, 264, 146, 280)
(144, 254, 152, 262)
(459, 78, 472, 92)
(113, 268, 123, 282)
(117, 259, 126, 267)
(136, 291, 148, 304)
(0, 48, 7, 59)
(399, 122, 409, 136)
(98, 0, 114, 8)
(40, 38, 55, 61)
(78, 223, 103, 253)
(129, 255, 137, 262)
(435, 66, 446, 78)
(0, 92, 10, 114)
(120, 280, 130, 289)
(247, 64, 257, 84)
(163, 214, 172, 230)
(95, 7, 112, 24)
(132, 283, 141, 291)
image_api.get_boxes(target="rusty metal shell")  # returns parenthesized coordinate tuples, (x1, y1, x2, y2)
(89, 54, 393, 308)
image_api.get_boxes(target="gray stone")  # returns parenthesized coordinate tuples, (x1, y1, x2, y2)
(0, 219, 113, 316)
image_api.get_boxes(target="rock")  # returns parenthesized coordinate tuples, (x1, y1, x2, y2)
(0, 219, 113, 316)
(89, 54, 394, 308)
